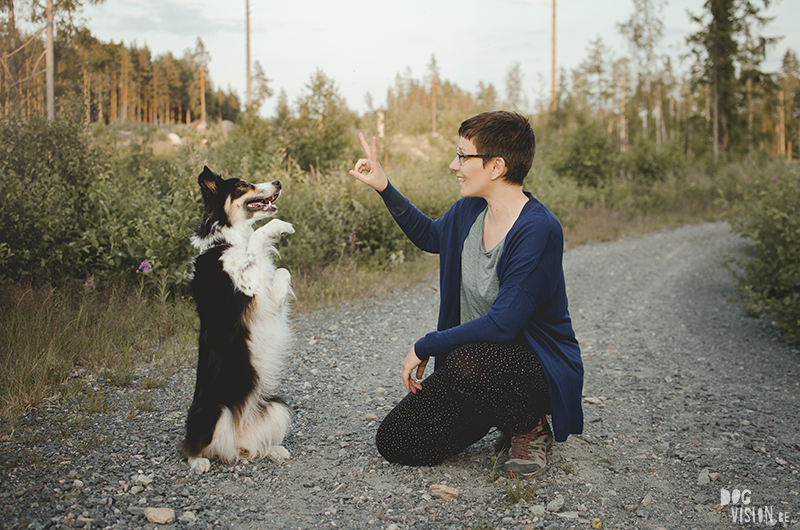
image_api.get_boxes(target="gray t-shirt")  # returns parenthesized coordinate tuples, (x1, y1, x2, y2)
(460, 207, 505, 324)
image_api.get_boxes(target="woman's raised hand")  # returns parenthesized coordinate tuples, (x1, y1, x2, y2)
(349, 133, 388, 192)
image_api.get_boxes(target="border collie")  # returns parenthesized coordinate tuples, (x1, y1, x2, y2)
(178, 166, 294, 474)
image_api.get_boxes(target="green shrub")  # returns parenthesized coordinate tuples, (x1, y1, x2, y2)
(0, 116, 100, 281)
(274, 157, 457, 272)
(525, 165, 581, 227)
(210, 111, 288, 181)
(729, 163, 800, 341)
(551, 119, 620, 189)
(625, 138, 686, 183)
(0, 118, 200, 296)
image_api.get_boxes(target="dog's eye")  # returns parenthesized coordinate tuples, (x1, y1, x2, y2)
(236, 182, 249, 189)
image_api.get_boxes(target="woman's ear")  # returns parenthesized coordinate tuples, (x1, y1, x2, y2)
(491, 157, 507, 180)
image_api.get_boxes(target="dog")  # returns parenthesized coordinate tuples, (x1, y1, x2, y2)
(178, 166, 294, 474)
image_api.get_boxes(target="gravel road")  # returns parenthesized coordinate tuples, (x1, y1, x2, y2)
(2, 221, 799, 530)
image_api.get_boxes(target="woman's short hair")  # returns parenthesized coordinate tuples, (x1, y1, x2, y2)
(458, 111, 536, 186)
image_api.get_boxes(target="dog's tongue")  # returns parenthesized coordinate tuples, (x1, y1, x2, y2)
(248, 201, 272, 211)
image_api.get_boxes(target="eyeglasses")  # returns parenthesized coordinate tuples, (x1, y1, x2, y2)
(456, 148, 499, 166)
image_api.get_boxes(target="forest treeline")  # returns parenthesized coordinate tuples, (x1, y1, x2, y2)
(0, 0, 798, 337)
(1, 0, 799, 165)
(1, 19, 241, 124)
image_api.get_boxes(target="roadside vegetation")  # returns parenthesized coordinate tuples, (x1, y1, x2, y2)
(1, 0, 798, 423)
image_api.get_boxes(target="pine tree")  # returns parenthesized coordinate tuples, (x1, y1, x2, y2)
(687, 0, 774, 160)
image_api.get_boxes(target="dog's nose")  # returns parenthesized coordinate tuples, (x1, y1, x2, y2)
(272, 180, 281, 190)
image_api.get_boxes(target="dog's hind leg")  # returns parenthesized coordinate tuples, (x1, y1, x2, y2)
(179, 401, 223, 474)
(238, 398, 292, 463)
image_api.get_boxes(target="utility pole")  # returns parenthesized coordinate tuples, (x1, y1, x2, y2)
(46, 0, 54, 120)
(551, 0, 556, 115)
(246, 0, 251, 107)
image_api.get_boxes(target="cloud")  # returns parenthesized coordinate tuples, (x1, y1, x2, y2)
(87, 0, 241, 40)
(511, 0, 551, 5)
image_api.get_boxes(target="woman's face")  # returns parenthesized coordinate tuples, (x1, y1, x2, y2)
(449, 137, 496, 199)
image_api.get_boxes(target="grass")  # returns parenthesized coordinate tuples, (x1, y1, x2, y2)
(291, 252, 440, 313)
(101, 367, 135, 388)
(0, 282, 196, 422)
(131, 393, 155, 412)
(563, 197, 729, 249)
(487, 449, 506, 483)
(142, 372, 169, 389)
(504, 473, 537, 505)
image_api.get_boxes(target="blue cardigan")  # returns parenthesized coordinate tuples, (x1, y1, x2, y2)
(378, 181, 584, 442)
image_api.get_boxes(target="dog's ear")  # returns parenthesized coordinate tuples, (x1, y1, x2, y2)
(198, 166, 220, 196)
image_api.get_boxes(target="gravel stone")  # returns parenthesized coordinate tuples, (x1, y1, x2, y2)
(144, 506, 175, 524)
(1, 222, 798, 530)
(546, 497, 565, 512)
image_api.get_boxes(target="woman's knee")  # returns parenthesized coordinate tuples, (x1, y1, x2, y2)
(443, 342, 490, 383)
(375, 420, 436, 466)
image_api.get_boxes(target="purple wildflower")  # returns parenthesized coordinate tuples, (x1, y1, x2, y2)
(137, 260, 153, 274)
(84, 279, 96, 289)
(349, 229, 357, 244)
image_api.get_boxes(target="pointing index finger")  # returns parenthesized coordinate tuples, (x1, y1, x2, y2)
(358, 132, 372, 158)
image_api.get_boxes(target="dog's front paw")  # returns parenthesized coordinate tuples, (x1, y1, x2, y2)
(188, 457, 211, 474)
(267, 445, 291, 462)
(266, 219, 294, 237)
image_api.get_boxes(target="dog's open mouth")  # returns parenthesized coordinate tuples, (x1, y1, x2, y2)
(245, 193, 280, 212)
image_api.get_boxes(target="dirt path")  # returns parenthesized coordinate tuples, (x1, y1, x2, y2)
(1, 221, 798, 530)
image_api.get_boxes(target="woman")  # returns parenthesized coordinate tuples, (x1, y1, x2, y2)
(349, 111, 583, 475)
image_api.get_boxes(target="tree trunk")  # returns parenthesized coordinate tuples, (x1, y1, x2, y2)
(619, 67, 627, 154)
(152, 70, 157, 124)
(747, 77, 753, 161)
(83, 68, 90, 123)
(46, 0, 54, 120)
(200, 66, 206, 123)
(779, 90, 786, 158)
(431, 75, 437, 135)
(655, 80, 663, 147)
(165, 62, 171, 123)
(551, 0, 556, 116)
(98, 77, 104, 123)
(120, 53, 128, 121)
(4, 0, 18, 108)
(713, 67, 719, 163)
(246, 0, 251, 107)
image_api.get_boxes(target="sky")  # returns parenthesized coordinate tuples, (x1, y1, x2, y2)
(78, 0, 800, 116)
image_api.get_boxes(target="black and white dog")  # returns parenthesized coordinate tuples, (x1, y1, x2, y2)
(178, 166, 294, 474)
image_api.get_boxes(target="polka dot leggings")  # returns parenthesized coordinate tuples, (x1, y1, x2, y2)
(375, 342, 550, 466)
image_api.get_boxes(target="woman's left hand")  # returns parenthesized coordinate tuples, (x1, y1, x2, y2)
(401, 346, 428, 394)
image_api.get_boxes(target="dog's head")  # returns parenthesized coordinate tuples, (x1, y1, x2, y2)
(195, 166, 282, 240)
